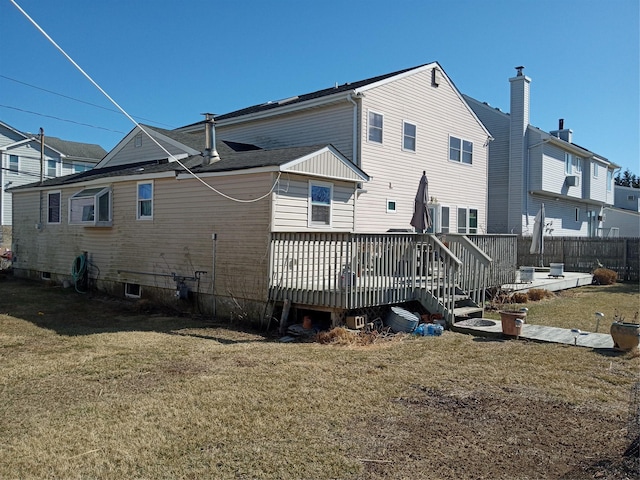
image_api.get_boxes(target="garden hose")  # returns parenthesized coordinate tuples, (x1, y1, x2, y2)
(71, 253, 87, 294)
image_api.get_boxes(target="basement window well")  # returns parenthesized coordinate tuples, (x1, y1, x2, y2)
(69, 187, 112, 227)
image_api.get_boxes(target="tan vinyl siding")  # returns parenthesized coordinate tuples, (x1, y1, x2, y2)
(11, 173, 276, 305)
(102, 136, 189, 167)
(286, 149, 363, 181)
(273, 177, 355, 232)
(217, 102, 355, 161)
(355, 69, 489, 233)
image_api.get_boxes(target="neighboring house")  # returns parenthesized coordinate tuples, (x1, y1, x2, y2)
(0, 120, 106, 248)
(600, 185, 640, 237)
(9, 63, 495, 324)
(179, 62, 492, 236)
(464, 67, 619, 237)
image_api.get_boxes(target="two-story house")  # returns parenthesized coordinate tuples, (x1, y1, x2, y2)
(9, 62, 494, 325)
(464, 67, 619, 237)
(1, 120, 106, 248)
(178, 62, 492, 236)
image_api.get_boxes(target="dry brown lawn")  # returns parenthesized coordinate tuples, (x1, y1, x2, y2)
(0, 276, 638, 479)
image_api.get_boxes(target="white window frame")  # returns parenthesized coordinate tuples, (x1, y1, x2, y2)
(440, 206, 450, 233)
(47, 190, 61, 224)
(8, 154, 19, 174)
(573, 156, 582, 174)
(607, 170, 613, 192)
(386, 199, 397, 213)
(137, 181, 153, 220)
(449, 136, 473, 164)
(367, 110, 384, 144)
(74, 163, 92, 174)
(46, 159, 57, 177)
(565, 153, 572, 174)
(69, 186, 112, 227)
(402, 121, 416, 152)
(308, 181, 332, 228)
(125, 283, 142, 298)
(592, 162, 599, 178)
(456, 207, 478, 234)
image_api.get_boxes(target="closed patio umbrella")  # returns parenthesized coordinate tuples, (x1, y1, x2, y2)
(530, 203, 545, 266)
(410, 171, 432, 233)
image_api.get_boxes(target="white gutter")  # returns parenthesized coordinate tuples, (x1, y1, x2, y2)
(0, 137, 36, 151)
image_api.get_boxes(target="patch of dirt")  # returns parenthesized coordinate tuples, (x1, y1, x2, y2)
(353, 385, 639, 480)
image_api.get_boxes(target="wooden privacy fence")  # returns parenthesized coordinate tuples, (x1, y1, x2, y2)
(518, 236, 640, 281)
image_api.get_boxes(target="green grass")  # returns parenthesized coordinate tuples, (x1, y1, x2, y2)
(0, 277, 638, 479)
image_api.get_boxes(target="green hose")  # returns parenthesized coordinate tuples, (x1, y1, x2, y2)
(71, 253, 87, 293)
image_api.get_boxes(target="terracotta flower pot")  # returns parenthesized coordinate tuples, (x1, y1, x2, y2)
(499, 311, 527, 336)
(610, 322, 640, 351)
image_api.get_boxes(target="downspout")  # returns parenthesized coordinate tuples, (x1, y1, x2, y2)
(346, 92, 359, 167)
(38, 127, 44, 229)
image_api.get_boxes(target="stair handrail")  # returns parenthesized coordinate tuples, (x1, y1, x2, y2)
(439, 234, 492, 313)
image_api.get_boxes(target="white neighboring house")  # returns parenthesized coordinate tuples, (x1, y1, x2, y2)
(464, 67, 619, 237)
(600, 185, 640, 237)
(0, 120, 106, 248)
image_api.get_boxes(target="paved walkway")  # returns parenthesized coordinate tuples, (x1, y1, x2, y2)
(452, 318, 614, 349)
(454, 269, 616, 348)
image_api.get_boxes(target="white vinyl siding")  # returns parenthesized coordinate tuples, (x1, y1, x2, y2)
(216, 102, 356, 162)
(272, 177, 355, 232)
(355, 67, 488, 233)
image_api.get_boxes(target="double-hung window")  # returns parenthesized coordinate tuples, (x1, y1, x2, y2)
(47, 159, 57, 177)
(9, 154, 18, 174)
(403, 121, 416, 152)
(47, 191, 61, 224)
(592, 162, 598, 178)
(449, 136, 473, 164)
(457, 207, 478, 234)
(607, 170, 613, 192)
(69, 186, 112, 226)
(137, 181, 153, 220)
(308, 181, 332, 227)
(565, 153, 582, 175)
(368, 111, 383, 144)
(440, 206, 450, 233)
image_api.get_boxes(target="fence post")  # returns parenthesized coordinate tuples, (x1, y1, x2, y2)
(623, 238, 628, 281)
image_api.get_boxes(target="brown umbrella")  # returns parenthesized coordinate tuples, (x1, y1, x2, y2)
(410, 171, 432, 232)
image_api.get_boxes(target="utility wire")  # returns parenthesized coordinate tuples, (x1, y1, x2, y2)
(0, 74, 176, 128)
(0, 104, 126, 133)
(10, 0, 280, 204)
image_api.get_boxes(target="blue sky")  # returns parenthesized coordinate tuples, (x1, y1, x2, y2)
(1, 0, 638, 174)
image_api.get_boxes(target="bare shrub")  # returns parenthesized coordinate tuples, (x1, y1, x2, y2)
(593, 268, 618, 285)
(527, 288, 554, 302)
(510, 292, 529, 304)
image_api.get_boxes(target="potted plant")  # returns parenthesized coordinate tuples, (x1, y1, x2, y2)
(610, 311, 640, 351)
(499, 308, 528, 337)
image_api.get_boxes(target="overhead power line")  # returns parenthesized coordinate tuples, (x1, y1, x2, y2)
(0, 74, 176, 128)
(0, 104, 126, 133)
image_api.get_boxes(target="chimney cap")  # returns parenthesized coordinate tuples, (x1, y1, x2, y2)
(515, 66, 525, 76)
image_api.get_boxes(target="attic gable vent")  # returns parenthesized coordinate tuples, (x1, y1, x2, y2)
(431, 68, 441, 87)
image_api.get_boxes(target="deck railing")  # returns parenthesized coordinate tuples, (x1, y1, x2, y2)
(269, 232, 464, 323)
(439, 234, 492, 308)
